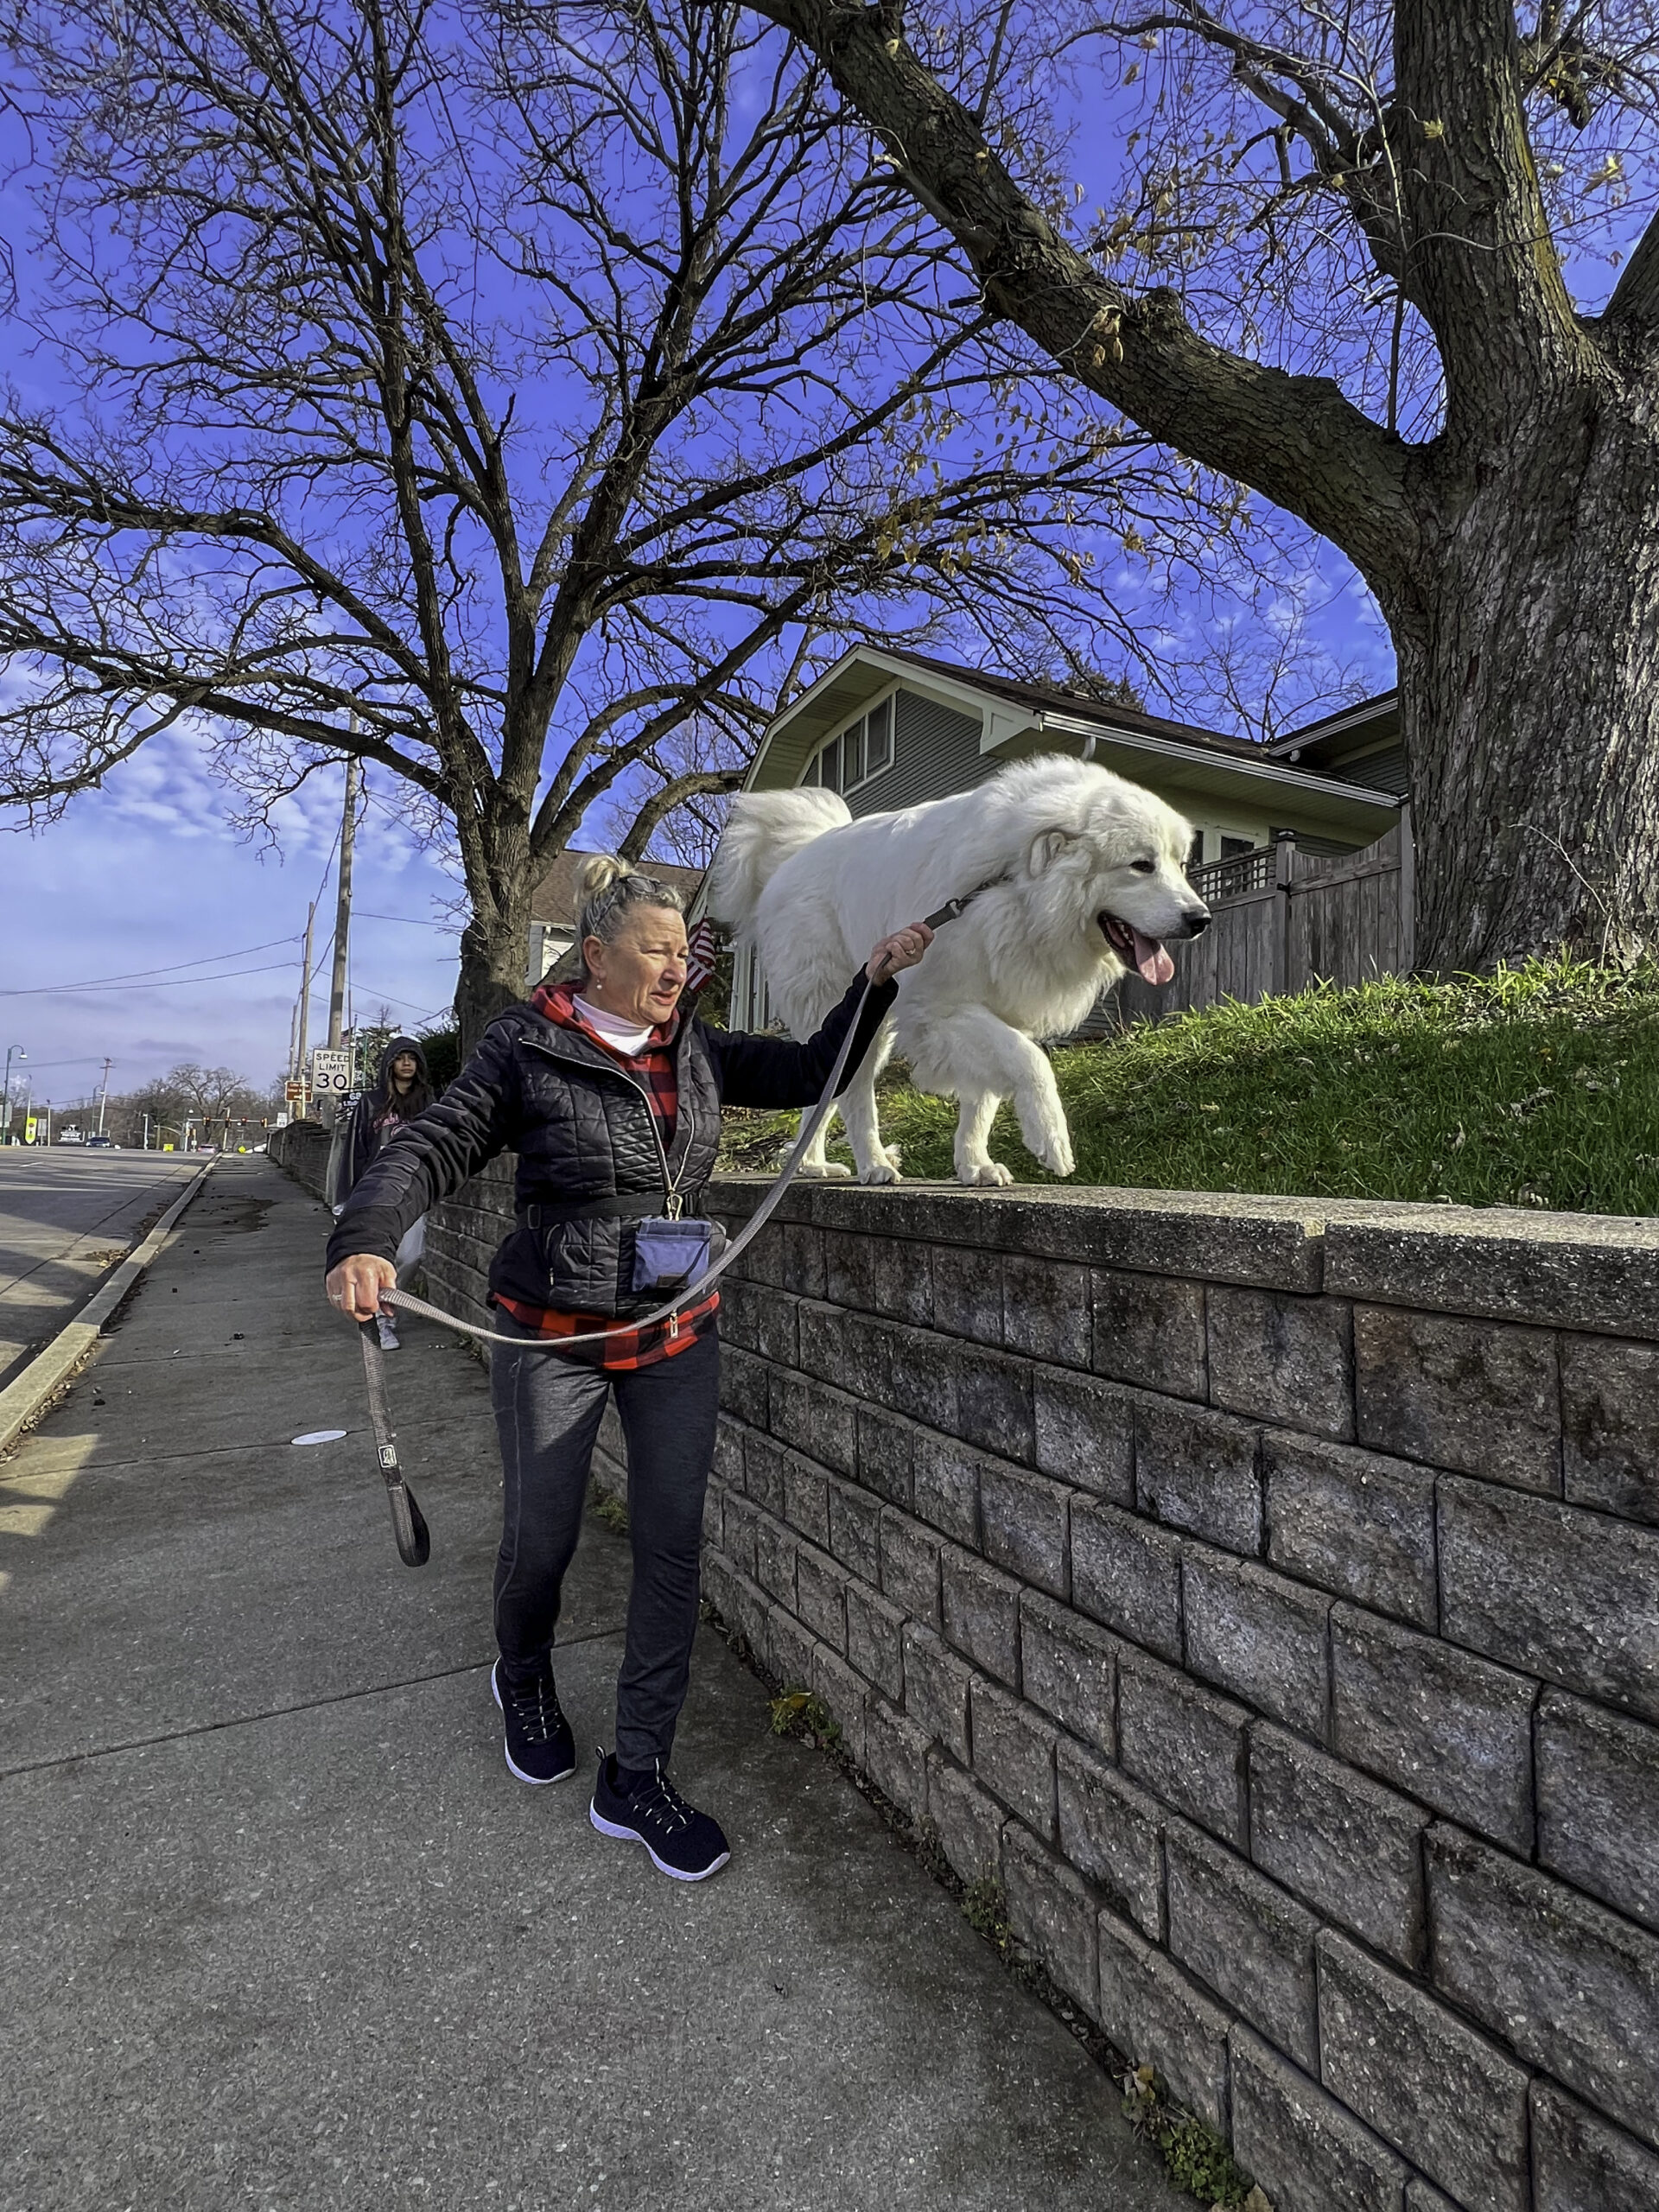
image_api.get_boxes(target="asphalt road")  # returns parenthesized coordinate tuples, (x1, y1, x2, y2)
(0, 1148, 202, 1391)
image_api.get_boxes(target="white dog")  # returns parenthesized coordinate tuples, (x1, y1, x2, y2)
(705, 753, 1211, 1185)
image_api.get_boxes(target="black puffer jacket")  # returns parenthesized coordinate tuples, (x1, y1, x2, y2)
(325, 974, 895, 1316)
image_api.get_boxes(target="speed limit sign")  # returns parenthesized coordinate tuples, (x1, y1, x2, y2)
(310, 1048, 353, 1096)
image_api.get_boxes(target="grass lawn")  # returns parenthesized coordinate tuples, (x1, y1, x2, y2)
(717, 957, 1659, 1217)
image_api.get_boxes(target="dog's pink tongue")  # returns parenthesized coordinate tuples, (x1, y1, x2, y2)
(1133, 931, 1175, 986)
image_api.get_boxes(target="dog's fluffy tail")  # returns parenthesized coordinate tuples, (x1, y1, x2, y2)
(705, 787, 850, 933)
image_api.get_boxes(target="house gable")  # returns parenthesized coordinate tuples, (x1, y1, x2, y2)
(744, 646, 1402, 857)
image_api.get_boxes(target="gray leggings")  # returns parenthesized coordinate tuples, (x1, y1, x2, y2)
(489, 1315, 721, 1772)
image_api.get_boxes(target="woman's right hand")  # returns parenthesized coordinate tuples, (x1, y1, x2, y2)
(326, 1254, 397, 1321)
(867, 920, 933, 982)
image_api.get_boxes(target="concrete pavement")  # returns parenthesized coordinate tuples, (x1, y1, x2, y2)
(0, 1149, 200, 1391)
(0, 1157, 1188, 2212)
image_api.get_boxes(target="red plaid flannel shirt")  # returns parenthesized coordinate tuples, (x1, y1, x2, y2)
(493, 982, 719, 1370)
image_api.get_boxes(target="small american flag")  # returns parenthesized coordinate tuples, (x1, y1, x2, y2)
(684, 916, 722, 993)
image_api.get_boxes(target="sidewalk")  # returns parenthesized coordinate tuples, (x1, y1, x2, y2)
(0, 1158, 1188, 2212)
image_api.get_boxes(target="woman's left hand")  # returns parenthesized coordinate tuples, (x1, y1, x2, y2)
(867, 921, 934, 982)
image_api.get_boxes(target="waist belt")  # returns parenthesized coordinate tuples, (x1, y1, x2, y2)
(520, 1188, 707, 1229)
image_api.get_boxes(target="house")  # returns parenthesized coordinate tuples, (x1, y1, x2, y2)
(1264, 690, 1407, 798)
(724, 645, 1407, 1029)
(528, 849, 704, 988)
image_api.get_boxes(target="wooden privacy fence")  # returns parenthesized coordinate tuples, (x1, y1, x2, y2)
(1109, 811, 1414, 1031)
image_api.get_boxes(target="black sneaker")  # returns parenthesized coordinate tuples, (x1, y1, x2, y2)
(492, 1659, 576, 1784)
(589, 1751, 731, 1881)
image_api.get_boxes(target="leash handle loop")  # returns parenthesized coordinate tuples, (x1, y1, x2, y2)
(358, 1320, 431, 1566)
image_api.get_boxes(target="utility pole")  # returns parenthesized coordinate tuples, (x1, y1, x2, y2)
(95, 1058, 112, 1136)
(321, 754, 360, 1133)
(1, 1046, 22, 1144)
(295, 900, 316, 1115)
(327, 753, 359, 1052)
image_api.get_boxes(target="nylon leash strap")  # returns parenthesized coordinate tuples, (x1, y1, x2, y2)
(358, 1319, 431, 1567)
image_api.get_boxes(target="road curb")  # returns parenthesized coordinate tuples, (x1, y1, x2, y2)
(0, 1160, 217, 1454)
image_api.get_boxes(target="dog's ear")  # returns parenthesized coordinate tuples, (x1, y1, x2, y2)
(1028, 826, 1082, 875)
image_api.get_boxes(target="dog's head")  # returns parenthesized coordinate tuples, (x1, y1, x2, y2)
(1018, 767, 1211, 987)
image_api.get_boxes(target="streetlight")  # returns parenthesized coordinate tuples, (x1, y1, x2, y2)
(1, 1046, 24, 1145)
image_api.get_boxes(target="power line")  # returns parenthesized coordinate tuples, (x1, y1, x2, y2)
(355, 912, 460, 930)
(0, 934, 302, 997)
(353, 980, 454, 1022)
(8, 958, 302, 999)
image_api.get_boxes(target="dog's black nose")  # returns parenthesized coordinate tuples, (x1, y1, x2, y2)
(1183, 908, 1211, 937)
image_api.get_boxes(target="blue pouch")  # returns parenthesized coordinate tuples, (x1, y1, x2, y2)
(632, 1215, 714, 1294)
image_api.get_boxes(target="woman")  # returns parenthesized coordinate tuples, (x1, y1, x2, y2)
(325, 856, 931, 1882)
(334, 1035, 435, 1351)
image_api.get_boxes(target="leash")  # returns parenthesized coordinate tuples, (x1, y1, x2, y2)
(358, 1318, 431, 1567)
(354, 878, 1002, 1564)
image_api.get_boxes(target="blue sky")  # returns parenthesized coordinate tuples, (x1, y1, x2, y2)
(1, 738, 462, 1111)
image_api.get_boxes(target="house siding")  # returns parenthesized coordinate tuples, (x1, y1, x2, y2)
(846, 690, 995, 817)
(1320, 744, 1408, 797)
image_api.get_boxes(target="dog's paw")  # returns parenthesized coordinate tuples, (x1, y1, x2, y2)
(960, 1160, 1014, 1188)
(857, 1158, 903, 1185)
(1037, 1133, 1076, 1179)
(799, 1160, 854, 1180)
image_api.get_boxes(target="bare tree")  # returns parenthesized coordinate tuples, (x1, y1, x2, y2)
(741, 0, 1659, 971)
(0, 0, 1242, 1039)
(105, 1061, 273, 1144)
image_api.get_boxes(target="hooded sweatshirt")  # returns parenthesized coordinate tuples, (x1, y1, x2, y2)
(338, 1035, 434, 1203)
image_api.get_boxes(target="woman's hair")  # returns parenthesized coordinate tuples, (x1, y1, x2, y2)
(575, 855, 685, 980)
(371, 1034, 432, 1122)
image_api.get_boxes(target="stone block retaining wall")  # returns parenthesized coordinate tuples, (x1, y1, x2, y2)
(430, 1173, 1659, 2212)
(266, 1117, 332, 1201)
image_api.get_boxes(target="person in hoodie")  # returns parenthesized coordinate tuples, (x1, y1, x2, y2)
(323, 855, 933, 1883)
(334, 1034, 435, 1351)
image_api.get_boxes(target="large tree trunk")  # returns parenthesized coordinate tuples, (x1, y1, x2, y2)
(454, 810, 536, 1055)
(1396, 381, 1659, 973)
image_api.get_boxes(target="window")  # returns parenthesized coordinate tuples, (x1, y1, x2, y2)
(799, 694, 896, 795)
(1220, 835, 1254, 859)
(865, 696, 893, 774)
(738, 946, 774, 1030)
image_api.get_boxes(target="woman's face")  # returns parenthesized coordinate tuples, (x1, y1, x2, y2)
(390, 1052, 419, 1088)
(582, 906, 688, 1027)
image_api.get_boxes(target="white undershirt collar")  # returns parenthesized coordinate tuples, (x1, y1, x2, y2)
(573, 993, 657, 1055)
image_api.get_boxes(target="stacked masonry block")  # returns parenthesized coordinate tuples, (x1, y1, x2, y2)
(696, 1183, 1659, 2212)
(429, 1169, 1659, 2212)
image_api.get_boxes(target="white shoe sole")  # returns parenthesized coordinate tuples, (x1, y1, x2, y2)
(492, 1666, 575, 1785)
(588, 1802, 731, 1882)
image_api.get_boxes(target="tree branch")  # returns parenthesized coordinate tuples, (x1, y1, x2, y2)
(619, 768, 745, 863)
(1392, 0, 1599, 411)
(1604, 200, 1659, 334)
(743, 0, 1417, 595)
